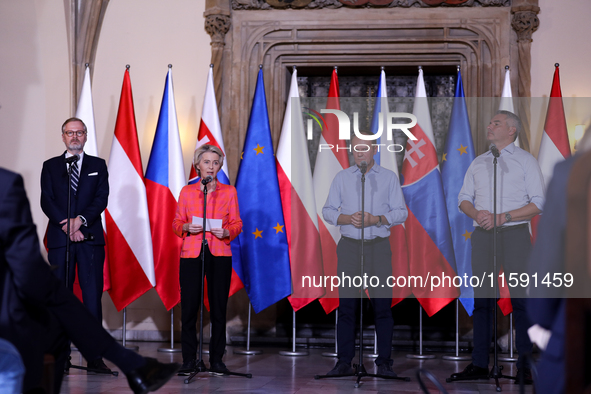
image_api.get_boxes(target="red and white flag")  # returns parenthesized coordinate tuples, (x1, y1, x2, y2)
(277, 68, 325, 311)
(313, 69, 348, 314)
(105, 68, 155, 311)
(537, 64, 570, 188)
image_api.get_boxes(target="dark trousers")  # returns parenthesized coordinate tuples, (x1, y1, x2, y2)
(471, 226, 532, 369)
(30, 279, 143, 393)
(180, 246, 232, 364)
(336, 237, 393, 367)
(48, 243, 105, 322)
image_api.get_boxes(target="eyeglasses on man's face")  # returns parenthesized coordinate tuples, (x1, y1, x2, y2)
(63, 130, 87, 137)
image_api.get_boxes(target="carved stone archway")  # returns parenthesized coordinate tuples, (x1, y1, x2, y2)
(205, 0, 540, 181)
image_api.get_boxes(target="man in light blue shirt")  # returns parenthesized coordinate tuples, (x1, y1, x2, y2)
(322, 132, 407, 377)
(451, 111, 545, 385)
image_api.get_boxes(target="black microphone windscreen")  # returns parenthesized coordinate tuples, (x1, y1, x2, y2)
(490, 144, 500, 158)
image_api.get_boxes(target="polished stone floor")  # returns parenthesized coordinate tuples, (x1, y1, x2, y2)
(60, 342, 533, 393)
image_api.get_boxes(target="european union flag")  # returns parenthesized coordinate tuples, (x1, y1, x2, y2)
(231, 68, 291, 313)
(441, 69, 476, 316)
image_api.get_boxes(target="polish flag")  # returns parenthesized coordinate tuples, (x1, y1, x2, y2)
(277, 68, 325, 311)
(313, 68, 349, 314)
(105, 67, 155, 311)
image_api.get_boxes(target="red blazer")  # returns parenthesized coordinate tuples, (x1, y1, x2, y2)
(173, 182, 242, 257)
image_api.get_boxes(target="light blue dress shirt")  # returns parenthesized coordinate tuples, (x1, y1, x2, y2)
(458, 143, 545, 227)
(322, 164, 408, 240)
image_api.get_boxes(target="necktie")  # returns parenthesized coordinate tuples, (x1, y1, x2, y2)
(71, 160, 79, 195)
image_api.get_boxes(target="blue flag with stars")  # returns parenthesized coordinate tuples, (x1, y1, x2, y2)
(441, 70, 475, 316)
(231, 68, 292, 313)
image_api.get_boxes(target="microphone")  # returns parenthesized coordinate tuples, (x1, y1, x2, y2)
(64, 154, 79, 164)
(359, 161, 368, 174)
(490, 144, 500, 158)
(201, 175, 214, 185)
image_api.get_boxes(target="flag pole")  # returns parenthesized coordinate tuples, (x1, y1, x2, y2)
(406, 305, 435, 359)
(442, 300, 470, 361)
(321, 310, 338, 357)
(279, 309, 308, 356)
(122, 307, 138, 351)
(234, 302, 262, 355)
(158, 308, 181, 353)
(364, 330, 378, 359)
(498, 313, 518, 362)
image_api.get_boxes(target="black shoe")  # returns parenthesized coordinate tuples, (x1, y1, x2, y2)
(326, 362, 354, 376)
(64, 356, 72, 374)
(449, 363, 489, 380)
(87, 358, 112, 373)
(377, 363, 397, 377)
(177, 359, 196, 376)
(126, 357, 180, 394)
(516, 368, 533, 385)
(209, 361, 229, 375)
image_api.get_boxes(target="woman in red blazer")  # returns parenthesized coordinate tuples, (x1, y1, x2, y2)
(173, 144, 242, 375)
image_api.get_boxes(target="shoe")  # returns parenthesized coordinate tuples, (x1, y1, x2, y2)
(516, 368, 533, 385)
(126, 357, 180, 394)
(177, 359, 196, 376)
(209, 361, 229, 375)
(64, 356, 72, 374)
(87, 358, 112, 373)
(326, 362, 354, 376)
(377, 363, 397, 377)
(449, 363, 489, 380)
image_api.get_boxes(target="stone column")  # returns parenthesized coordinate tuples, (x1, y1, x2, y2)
(511, 1, 540, 152)
(67, 0, 110, 113)
(204, 2, 231, 110)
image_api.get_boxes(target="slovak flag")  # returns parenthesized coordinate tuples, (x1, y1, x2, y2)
(192, 66, 243, 308)
(401, 68, 459, 317)
(313, 68, 349, 314)
(105, 67, 155, 311)
(189, 65, 230, 185)
(145, 66, 186, 311)
(369, 69, 410, 306)
(277, 68, 325, 311)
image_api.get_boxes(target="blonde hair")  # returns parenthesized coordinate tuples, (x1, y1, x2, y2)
(193, 144, 224, 176)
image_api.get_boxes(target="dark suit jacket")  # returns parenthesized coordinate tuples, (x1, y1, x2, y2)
(41, 152, 108, 247)
(528, 156, 576, 394)
(0, 168, 114, 391)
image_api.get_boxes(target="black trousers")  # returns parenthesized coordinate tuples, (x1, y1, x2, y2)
(48, 243, 105, 322)
(336, 236, 393, 367)
(180, 245, 232, 364)
(471, 225, 532, 369)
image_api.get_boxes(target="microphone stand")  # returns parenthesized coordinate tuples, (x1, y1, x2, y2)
(185, 179, 252, 384)
(63, 158, 117, 376)
(315, 163, 409, 386)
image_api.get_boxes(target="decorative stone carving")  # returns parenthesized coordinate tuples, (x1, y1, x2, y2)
(231, 0, 509, 9)
(511, 10, 539, 42)
(205, 14, 232, 45)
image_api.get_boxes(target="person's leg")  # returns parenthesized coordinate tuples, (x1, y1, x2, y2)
(367, 239, 394, 367)
(503, 228, 533, 369)
(336, 238, 361, 366)
(48, 247, 74, 292)
(205, 249, 232, 365)
(180, 257, 202, 364)
(76, 243, 105, 322)
(471, 229, 494, 369)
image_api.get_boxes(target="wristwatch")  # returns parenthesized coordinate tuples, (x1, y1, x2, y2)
(376, 215, 382, 228)
(504, 212, 512, 223)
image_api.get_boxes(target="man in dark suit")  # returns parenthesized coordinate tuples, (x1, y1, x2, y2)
(0, 167, 179, 393)
(41, 117, 109, 369)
